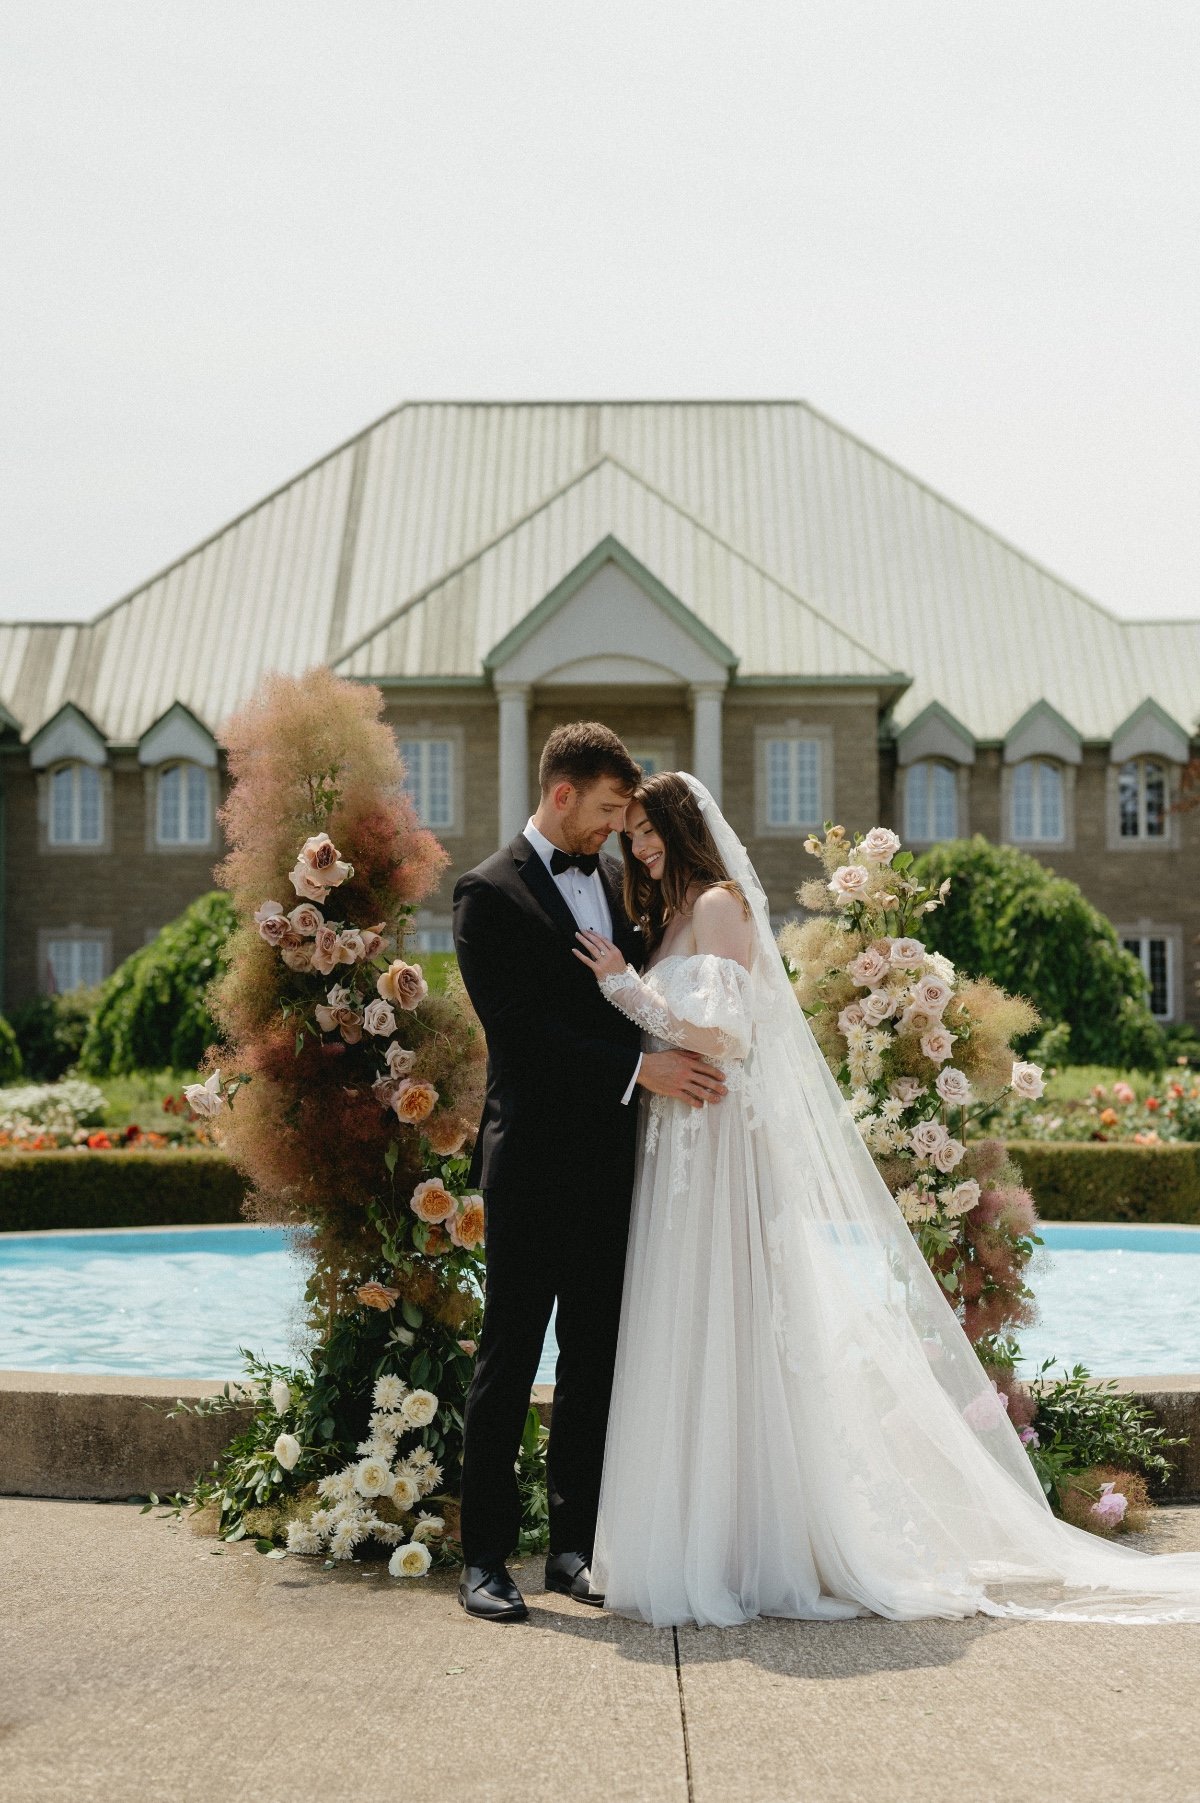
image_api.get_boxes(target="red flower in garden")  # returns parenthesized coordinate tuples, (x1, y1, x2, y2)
(123, 1124, 142, 1144)
(1146, 1096, 1161, 1111)
(86, 1132, 113, 1150)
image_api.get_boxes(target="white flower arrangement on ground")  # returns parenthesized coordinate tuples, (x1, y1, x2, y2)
(0, 1078, 107, 1138)
(780, 822, 1043, 1248)
(283, 1373, 448, 1575)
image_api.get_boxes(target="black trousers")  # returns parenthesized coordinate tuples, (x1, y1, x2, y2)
(458, 1175, 633, 1565)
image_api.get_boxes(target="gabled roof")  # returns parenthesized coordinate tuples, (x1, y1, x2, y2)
(0, 400, 1196, 747)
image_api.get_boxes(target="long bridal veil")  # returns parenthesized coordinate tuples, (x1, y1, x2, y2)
(679, 772, 1200, 1623)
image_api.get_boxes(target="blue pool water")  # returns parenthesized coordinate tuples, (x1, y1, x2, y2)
(0, 1220, 1197, 1380)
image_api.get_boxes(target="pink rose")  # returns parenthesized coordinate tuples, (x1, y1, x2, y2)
(315, 984, 362, 1044)
(362, 997, 397, 1037)
(377, 959, 429, 1011)
(962, 1384, 1009, 1431)
(847, 946, 890, 988)
(385, 1042, 416, 1080)
(256, 909, 290, 947)
(359, 927, 385, 960)
(897, 1004, 938, 1039)
(859, 990, 896, 1026)
(371, 1072, 403, 1110)
(909, 1119, 949, 1159)
(311, 923, 347, 976)
(919, 1026, 956, 1064)
(409, 1178, 457, 1224)
(827, 863, 871, 903)
(859, 827, 901, 864)
(889, 937, 926, 969)
(934, 1066, 971, 1106)
(287, 902, 324, 939)
(889, 1076, 926, 1106)
(911, 975, 952, 1015)
(280, 941, 315, 973)
(297, 832, 353, 887)
(943, 1178, 981, 1217)
(254, 900, 285, 925)
(339, 928, 367, 963)
(930, 1136, 965, 1173)
(837, 1002, 867, 1035)
(289, 860, 330, 904)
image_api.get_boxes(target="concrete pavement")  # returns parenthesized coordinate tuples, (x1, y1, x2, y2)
(3, 1497, 1200, 1803)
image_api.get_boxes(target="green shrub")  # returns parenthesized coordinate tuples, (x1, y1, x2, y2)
(1005, 1139, 1200, 1223)
(0, 1015, 22, 1084)
(912, 837, 1163, 1069)
(9, 990, 96, 1080)
(1029, 1362, 1186, 1502)
(0, 1149, 247, 1231)
(79, 892, 236, 1077)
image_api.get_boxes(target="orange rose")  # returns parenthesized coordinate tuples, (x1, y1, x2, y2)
(393, 1079, 438, 1123)
(1099, 1108, 1118, 1127)
(356, 1281, 401, 1311)
(448, 1196, 485, 1251)
(421, 1224, 451, 1256)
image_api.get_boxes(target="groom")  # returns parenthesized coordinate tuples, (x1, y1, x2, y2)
(452, 721, 728, 1620)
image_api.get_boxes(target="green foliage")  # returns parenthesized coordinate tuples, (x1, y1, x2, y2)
(516, 1404, 550, 1554)
(9, 990, 96, 1080)
(0, 1149, 246, 1231)
(93, 1069, 197, 1133)
(1030, 1361, 1186, 1505)
(1003, 1140, 1200, 1223)
(0, 1016, 22, 1084)
(912, 836, 1163, 1069)
(79, 892, 236, 1077)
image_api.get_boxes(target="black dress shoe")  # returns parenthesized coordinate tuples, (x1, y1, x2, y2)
(458, 1563, 528, 1622)
(545, 1550, 604, 1606)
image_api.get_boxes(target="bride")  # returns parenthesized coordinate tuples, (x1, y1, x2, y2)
(572, 770, 1200, 1628)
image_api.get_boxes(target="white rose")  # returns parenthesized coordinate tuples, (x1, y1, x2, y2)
(1011, 1061, 1045, 1100)
(920, 1027, 956, 1064)
(183, 1070, 225, 1119)
(273, 1433, 301, 1471)
(934, 1066, 971, 1106)
(926, 951, 955, 983)
(930, 1136, 965, 1173)
(859, 989, 897, 1026)
(943, 1178, 981, 1217)
(363, 997, 398, 1037)
(847, 946, 890, 988)
(390, 1471, 419, 1511)
(269, 1379, 292, 1416)
(400, 1388, 439, 1429)
(912, 975, 952, 1015)
(389, 1541, 432, 1578)
(411, 1513, 445, 1543)
(909, 1119, 949, 1158)
(889, 937, 926, 969)
(859, 827, 902, 864)
(828, 863, 871, 902)
(385, 1042, 416, 1079)
(354, 1457, 395, 1499)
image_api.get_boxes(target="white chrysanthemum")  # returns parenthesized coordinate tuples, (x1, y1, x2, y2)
(316, 1468, 357, 1501)
(880, 1097, 906, 1122)
(926, 951, 956, 983)
(372, 1521, 407, 1545)
(418, 1462, 443, 1495)
(308, 1509, 331, 1536)
(408, 1446, 434, 1468)
(400, 1389, 439, 1429)
(355, 1456, 395, 1499)
(328, 1496, 365, 1525)
(269, 1378, 292, 1416)
(844, 1023, 870, 1051)
(373, 1374, 408, 1412)
(368, 1409, 403, 1439)
(285, 1521, 322, 1555)
(389, 1541, 433, 1578)
(412, 1513, 445, 1543)
(390, 1472, 419, 1512)
(329, 1522, 361, 1561)
(848, 1088, 873, 1116)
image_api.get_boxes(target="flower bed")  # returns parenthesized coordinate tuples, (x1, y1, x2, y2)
(0, 1149, 247, 1232)
(1003, 1140, 1200, 1224)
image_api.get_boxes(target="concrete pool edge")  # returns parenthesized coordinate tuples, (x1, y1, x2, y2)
(2, 1373, 1198, 1503)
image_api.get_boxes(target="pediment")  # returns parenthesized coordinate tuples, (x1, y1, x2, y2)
(137, 702, 219, 768)
(1003, 699, 1083, 765)
(1110, 697, 1190, 765)
(28, 703, 108, 769)
(894, 701, 975, 767)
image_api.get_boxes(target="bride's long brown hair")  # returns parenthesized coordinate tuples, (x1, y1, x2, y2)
(620, 771, 748, 955)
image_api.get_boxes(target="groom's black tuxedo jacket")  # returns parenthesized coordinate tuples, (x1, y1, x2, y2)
(453, 834, 644, 1195)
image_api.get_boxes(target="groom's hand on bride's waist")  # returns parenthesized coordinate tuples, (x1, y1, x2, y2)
(637, 1050, 727, 1109)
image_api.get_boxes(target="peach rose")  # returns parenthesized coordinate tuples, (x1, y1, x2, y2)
(315, 984, 362, 1044)
(297, 832, 352, 886)
(837, 1002, 866, 1035)
(859, 989, 897, 1026)
(281, 942, 315, 973)
(448, 1196, 485, 1251)
(409, 1178, 457, 1225)
(394, 1079, 439, 1123)
(827, 863, 871, 902)
(909, 1119, 949, 1159)
(377, 959, 429, 1011)
(420, 1224, 451, 1257)
(356, 1281, 401, 1311)
(287, 902, 324, 938)
(920, 1026, 956, 1065)
(363, 997, 398, 1037)
(257, 910, 290, 947)
(889, 937, 927, 969)
(425, 1112, 468, 1157)
(859, 826, 901, 864)
(339, 928, 368, 963)
(289, 860, 330, 904)
(930, 1136, 965, 1173)
(360, 927, 385, 960)
(912, 975, 952, 1015)
(847, 946, 890, 988)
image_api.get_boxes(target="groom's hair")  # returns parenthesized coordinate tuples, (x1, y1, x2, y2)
(538, 721, 641, 796)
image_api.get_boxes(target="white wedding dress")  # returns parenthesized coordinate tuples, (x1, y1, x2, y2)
(590, 775, 1200, 1628)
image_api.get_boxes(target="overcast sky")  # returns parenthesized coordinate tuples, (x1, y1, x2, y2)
(2, 2, 1197, 625)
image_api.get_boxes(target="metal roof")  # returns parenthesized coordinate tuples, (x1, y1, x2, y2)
(2, 401, 1195, 746)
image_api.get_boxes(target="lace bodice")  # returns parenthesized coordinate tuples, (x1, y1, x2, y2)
(599, 952, 752, 1063)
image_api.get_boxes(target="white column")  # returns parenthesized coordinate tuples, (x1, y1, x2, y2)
(690, 682, 725, 806)
(496, 683, 531, 843)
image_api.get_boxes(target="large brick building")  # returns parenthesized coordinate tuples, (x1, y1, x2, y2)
(2, 401, 1197, 1023)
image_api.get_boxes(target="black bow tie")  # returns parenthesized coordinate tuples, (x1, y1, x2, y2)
(550, 848, 600, 877)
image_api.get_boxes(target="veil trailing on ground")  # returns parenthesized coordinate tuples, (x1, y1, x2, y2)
(678, 771, 1200, 1622)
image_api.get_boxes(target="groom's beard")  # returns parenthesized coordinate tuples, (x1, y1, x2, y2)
(558, 806, 614, 858)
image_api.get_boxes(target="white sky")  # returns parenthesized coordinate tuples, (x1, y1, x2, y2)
(2, 1, 1197, 624)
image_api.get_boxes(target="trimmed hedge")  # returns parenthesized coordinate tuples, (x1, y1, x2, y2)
(1006, 1140, 1200, 1225)
(0, 1150, 248, 1233)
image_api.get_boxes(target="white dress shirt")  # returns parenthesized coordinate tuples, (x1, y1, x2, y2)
(523, 816, 642, 1105)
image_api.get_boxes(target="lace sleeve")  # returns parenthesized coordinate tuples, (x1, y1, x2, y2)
(598, 954, 752, 1060)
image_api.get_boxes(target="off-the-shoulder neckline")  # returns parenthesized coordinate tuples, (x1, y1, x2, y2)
(644, 951, 752, 978)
